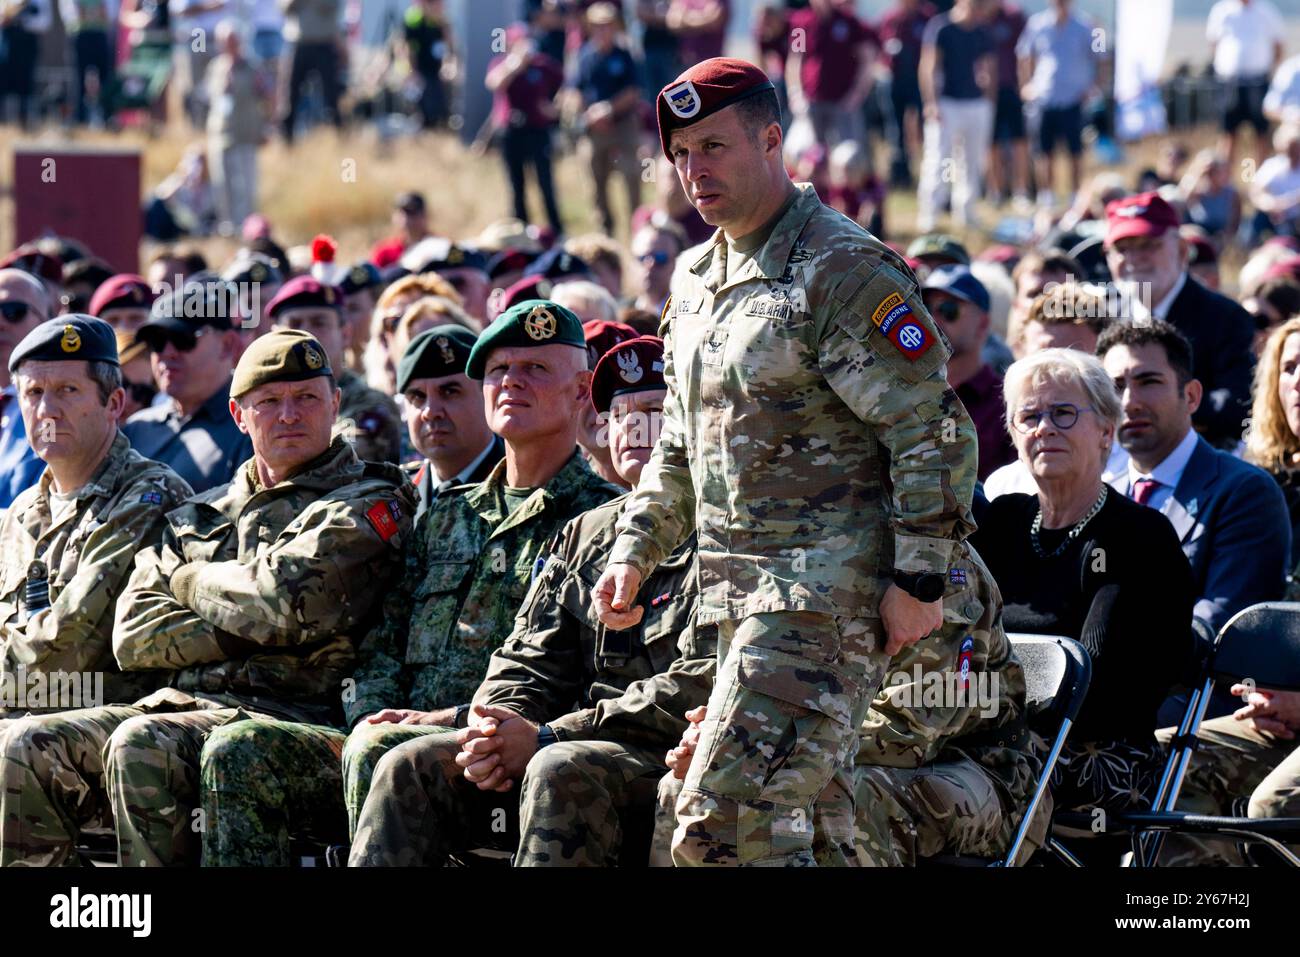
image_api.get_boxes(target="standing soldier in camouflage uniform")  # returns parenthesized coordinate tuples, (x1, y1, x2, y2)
(267, 276, 403, 464)
(0, 317, 192, 731)
(593, 58, 979, 867)
(652, 545, 1046, 866)
(348, 337, 714, 866)
(396, 325, 503, 517)
(196, 300, 619, 866)
(0, 330, 414, 866)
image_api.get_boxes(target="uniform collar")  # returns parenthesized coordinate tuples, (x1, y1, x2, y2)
(221, 436, 363, 509)
(22, 431, 132, 538)
(688, 183, 822, 290)
(464, 447, 597, 538)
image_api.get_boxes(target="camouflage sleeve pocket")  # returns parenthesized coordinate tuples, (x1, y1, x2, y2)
(830, 263, 950, 385)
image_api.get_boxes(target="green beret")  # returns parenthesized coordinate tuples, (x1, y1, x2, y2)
(465, 299, 585, 380)
(397, 323, 477, 393)
(231, 328, 333, 398)
(9, 315, 119, 373)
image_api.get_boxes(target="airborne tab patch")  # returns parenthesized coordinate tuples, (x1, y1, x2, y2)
(870, 293, 934, 362)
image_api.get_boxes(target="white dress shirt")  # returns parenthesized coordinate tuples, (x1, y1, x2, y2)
(1126, 426, 1200, 514)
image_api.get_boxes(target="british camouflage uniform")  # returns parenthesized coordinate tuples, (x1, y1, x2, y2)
(0, 436, 413, 866)
(199, 450, 619, 865)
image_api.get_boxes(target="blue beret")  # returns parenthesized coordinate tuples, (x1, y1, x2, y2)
(9, 315, 119, 373)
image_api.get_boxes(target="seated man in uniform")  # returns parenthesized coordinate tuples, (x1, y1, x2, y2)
(195, 300, 620, 866)
(653, 544, 1045, 866)
(267, 275, 403, 465)
(396, 325, 503, 517)
(348, 337, 714, 866)
(0, 329, 415, 866)
(0, 317, 192, 732)
(1159, 684, 1300, 865)
(124, 278, 252, 492)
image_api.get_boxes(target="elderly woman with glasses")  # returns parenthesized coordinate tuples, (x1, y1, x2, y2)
(972, 348, 1196, 822)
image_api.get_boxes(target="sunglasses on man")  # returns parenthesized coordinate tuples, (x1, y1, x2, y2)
(0, 301, 45, 324)
(140, 326, 211, 354)
(124, 379, 159, 406)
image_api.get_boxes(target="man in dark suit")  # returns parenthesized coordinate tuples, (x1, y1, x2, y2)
(1103, 192, 1255, 449)
(396, 324, 504, 517)
(1099, 320, 1290, 721)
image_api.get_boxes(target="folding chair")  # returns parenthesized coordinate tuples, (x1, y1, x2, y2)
(1051, 603, 1300, 866)
(997, 634, 1093, 867)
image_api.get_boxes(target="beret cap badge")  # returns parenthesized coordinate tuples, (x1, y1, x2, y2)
(60, 325, 81, 353)
(302, 343, 325, 369)
(524, 305, 557, 341)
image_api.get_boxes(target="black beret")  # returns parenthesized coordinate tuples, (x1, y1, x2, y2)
(404, 238, 489, 275)
(265, 275, 344, 319)
(145, 275, 237, 332)
(466, 299, 585, 380)
(522, 247, 590, 281)
(397, 323, 478, 392)
(486, 248, 539, 281)
(221, 254, 284, 287)
(591, 336, 666, 413)
(339, 261, 383, 295)
(9, 314, 119, 373)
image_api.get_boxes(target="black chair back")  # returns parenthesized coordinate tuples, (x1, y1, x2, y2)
(1211, 602, 1300, 691)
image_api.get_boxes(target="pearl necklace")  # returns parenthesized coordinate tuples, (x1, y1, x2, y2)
(1030, 486, 1108, 559)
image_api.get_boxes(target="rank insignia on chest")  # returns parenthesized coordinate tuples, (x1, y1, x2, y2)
(366, 501, 400, 542)
(139, 491, 163, 505)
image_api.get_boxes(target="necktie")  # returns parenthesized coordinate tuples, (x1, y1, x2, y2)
(1132, 477, 1161, 506)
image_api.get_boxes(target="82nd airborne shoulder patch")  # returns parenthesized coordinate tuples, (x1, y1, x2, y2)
(870, 292, 934, 362)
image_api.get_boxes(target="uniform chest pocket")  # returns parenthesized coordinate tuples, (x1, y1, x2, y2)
(405, 559, 475, 665)
(177, 523, 236, 564)
(638, 592, 694, 671)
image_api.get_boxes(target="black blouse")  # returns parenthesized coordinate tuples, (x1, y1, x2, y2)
(972, 491, 1197, 744)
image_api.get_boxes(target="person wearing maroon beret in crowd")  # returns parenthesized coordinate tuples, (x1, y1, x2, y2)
(486, 24, 566, 234)
(609, 56, 978, 867)
(1103, 191, 1255, 449)
(90, 274, 157, 338)
(577, 318, 639, 488)
(267, 276, 403, 465)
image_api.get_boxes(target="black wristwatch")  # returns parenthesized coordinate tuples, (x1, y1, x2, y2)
(893, 571, 945, 603)
(536, 724, 558, 749)
(454, 703, 471, 729)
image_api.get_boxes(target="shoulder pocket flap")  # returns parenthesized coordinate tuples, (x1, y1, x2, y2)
(412, 559, 475, 600)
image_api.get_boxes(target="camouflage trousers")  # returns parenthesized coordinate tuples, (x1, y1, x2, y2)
(0, 691, 272, 866)
(348, 728, 517, 866)
(654, 755, 1019, 866)
(1156, 715, 1300, 866)
(672, 611, 891, 867)
(343, 721, 450, 837)
(200, 719, 348, 867)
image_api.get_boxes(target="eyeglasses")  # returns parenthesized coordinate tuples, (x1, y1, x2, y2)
(141, 326, 211, 354)
(381, 311, 405, 335)
(638, 251, 671, 267)
(0, 301, 44, 324)
(124, 379, 158, 406)
(1012, 402, 1096, 433)
(932, 300, 962, 323)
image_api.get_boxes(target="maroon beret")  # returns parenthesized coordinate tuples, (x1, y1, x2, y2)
(657, 57, 774, 159)
(1104, 191, 1181, 245)
(89, 273, 155, 316)
(495, 275, 554, 318)
(591, 336, 666, 414)
(583, 318, 638, 369)
(265, 275, 343, 319)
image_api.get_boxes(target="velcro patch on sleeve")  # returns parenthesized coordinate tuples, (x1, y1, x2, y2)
(139, 491, 163, 505)
(876, 297, 934, 361)
(366, 501, 400, 542)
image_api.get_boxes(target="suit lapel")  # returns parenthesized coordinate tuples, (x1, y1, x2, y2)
(1167, 436, 1218, 544)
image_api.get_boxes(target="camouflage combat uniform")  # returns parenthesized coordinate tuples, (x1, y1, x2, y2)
(337, 368, 402, 464)
(346, 495, 714, 867)
(0, 437, 413, 866)
(610, 183, 978, 866)
(198, 450, 619, 866)
(652, 545, 1044, 866)
(0, 432, 192, 725)
(1156, 713, 1300, 865)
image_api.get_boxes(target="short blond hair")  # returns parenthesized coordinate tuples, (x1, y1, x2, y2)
(1002, 347, 1121, 436)
(376, 273, 462, 315)
(398, 295, 474, 341)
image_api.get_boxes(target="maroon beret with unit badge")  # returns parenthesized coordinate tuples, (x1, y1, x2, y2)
(495, 274, 554, 317)
(583, 318, 638, 370)
(89, 273, 155, 316)
(657, 57, 775, 159)
(264, 275, 343, 319)
(591, 336, 667, 414)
